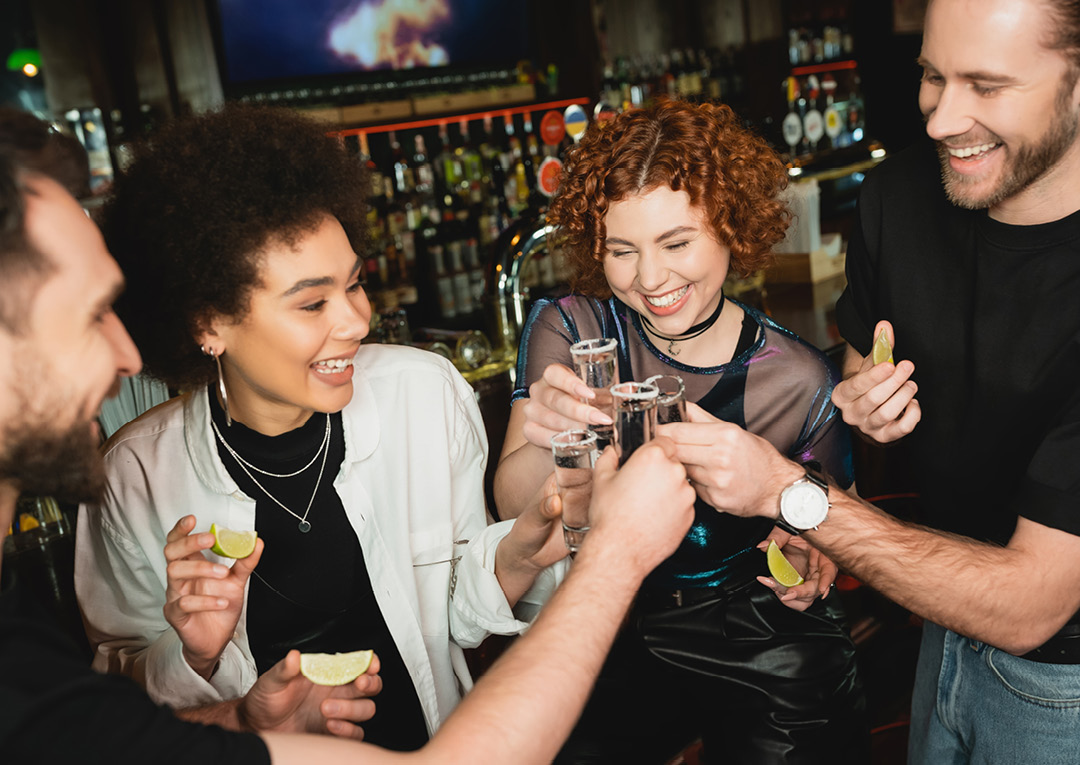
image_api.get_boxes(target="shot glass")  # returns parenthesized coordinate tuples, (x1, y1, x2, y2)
(569, 338, 619, 447)
(611, 381, 659, 467)
(645, 374, 687, 424)
(551, 429, 599, 553)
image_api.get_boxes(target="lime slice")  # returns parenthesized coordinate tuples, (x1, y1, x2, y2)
(209, 523, 257, 559)
(871, 329, 893, 365)
(766, 539, 804, 587)
(300, 649, 374, 686)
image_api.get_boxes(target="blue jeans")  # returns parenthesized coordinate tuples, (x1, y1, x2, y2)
(909, 621, 1080, 764)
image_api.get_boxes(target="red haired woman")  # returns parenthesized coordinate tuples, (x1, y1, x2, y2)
(494, 100, 868, 763)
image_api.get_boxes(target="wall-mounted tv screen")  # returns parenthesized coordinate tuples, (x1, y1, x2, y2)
(208, 0, 532, 98)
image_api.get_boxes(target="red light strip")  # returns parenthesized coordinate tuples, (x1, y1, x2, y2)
(326, 96, 591, 138)
(790, 60, 858, 76)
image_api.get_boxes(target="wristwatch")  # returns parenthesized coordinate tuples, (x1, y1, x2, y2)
(777, 461, 830, 535)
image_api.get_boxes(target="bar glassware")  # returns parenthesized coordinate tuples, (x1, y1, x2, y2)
(551, 429, 599, 553)
(569, 338, 618, 447)
(611, 381, 659, 467)
(645, 374, 687, 424)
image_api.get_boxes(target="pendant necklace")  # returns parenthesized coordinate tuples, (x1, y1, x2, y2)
(640, 293, 725, 357)
(211, 413, 331, 533)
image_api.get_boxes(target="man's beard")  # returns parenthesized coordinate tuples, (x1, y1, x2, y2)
(0, 391, 105, 506)
(937, 84, 1080, 210)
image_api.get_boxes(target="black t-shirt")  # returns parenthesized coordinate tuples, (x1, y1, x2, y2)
(0, 577, 270, 764)
(208, 391, 428, 752)
(837, 138, 1080, 546)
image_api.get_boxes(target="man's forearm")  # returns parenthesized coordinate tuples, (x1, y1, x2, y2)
(176, 697, 248, 730)
(808, 489, 1080, 653)
(424, 541, 640, 764)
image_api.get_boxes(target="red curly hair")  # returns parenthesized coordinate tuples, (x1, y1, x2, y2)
(547, 99, 790, 298)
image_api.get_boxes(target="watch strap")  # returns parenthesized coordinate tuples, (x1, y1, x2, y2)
(802, 460, 829, 494)
(775, 517, 803, 536)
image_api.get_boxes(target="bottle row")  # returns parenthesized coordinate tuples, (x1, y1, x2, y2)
(599, 46, 749, 114)
(348, 106, 580, 329)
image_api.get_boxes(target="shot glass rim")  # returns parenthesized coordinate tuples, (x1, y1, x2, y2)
(610, 380, 660, 402)
(569, 337, 619, 357)
(550, 428, 599, 452)
(644, 373, 685, 404)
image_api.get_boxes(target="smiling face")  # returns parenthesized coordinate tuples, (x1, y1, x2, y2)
(919, 0, 1080, 218)
(603, 186, 730, 336)
(0, 175, 141, 502)
(203, 215, 372, 435)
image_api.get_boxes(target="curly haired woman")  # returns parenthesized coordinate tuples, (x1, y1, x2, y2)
(493, 100, 868, 763)
(74, 104, 569, 751)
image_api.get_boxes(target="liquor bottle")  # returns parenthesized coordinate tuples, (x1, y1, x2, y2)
(457, 118, 485, 205)
(358, 132, 385, 205)
(502, 114, 523, 213)
(465, 237, 486, 308)
(600, 64, 620, 110)
(436, 121, 464, 201)
(520, 113, 542, 208)
(389, 130, 414, 198)
(411, 133, 437, 209)
(431, 244, 457, 319)
(448, 240, 474, 316)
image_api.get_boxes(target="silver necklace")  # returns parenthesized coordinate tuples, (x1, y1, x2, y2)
(212, 414, 330, 478)
(211, 414, 331, 533)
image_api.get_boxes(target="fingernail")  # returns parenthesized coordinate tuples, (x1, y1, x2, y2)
(213, 564, 228, 576)
(576, 385, 595, 399)
(590, 411, 613, 425)
(324, 702, 339, 716)
(216, 598, 228, 608)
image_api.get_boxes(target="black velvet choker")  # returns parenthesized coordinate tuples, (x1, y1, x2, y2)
(640, 292, 725, 357)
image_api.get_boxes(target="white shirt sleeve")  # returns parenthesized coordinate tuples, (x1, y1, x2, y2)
(75, 435, 258, 706)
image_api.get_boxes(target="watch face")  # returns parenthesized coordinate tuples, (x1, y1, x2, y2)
(781, 482, 829, 529)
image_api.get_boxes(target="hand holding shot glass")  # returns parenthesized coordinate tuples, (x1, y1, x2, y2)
(569, 338, 619, 447)
(551, 429, 599, 553)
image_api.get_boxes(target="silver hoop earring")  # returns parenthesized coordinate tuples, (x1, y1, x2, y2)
(210, 349, 232, 426)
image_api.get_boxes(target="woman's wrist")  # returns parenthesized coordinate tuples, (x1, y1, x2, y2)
(182, 646, 221, 681)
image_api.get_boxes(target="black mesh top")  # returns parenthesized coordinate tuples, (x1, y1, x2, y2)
(514, 295, 853, 590)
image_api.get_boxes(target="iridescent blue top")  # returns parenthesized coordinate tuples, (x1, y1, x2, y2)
(513, 295, 854, 591)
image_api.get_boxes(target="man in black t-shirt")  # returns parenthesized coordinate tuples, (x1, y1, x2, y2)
(0, 119, 696, 763)
(652, 0, 1080, 762)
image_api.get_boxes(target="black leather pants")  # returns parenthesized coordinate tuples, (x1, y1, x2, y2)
(554, 583, 869, 764)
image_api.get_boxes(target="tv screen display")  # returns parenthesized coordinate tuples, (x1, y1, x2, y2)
(210, 0, 531, 95)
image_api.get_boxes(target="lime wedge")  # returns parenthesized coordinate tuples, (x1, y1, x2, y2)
(209, 523, 257, 559)
(766, 539, 804, 587)
(871, 329, 893, 365)
(300, 649, 374, 686)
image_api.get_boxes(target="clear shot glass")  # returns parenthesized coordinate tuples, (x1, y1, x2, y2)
(551, 429, 599, 554)
(645, 374, 687, 424)
(569, 338, 618, 447)
(611, 381, 659, 467)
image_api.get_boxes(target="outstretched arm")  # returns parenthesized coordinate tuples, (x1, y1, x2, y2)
(265, 438, 697, 764)
(667, 415, 1080, 654)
